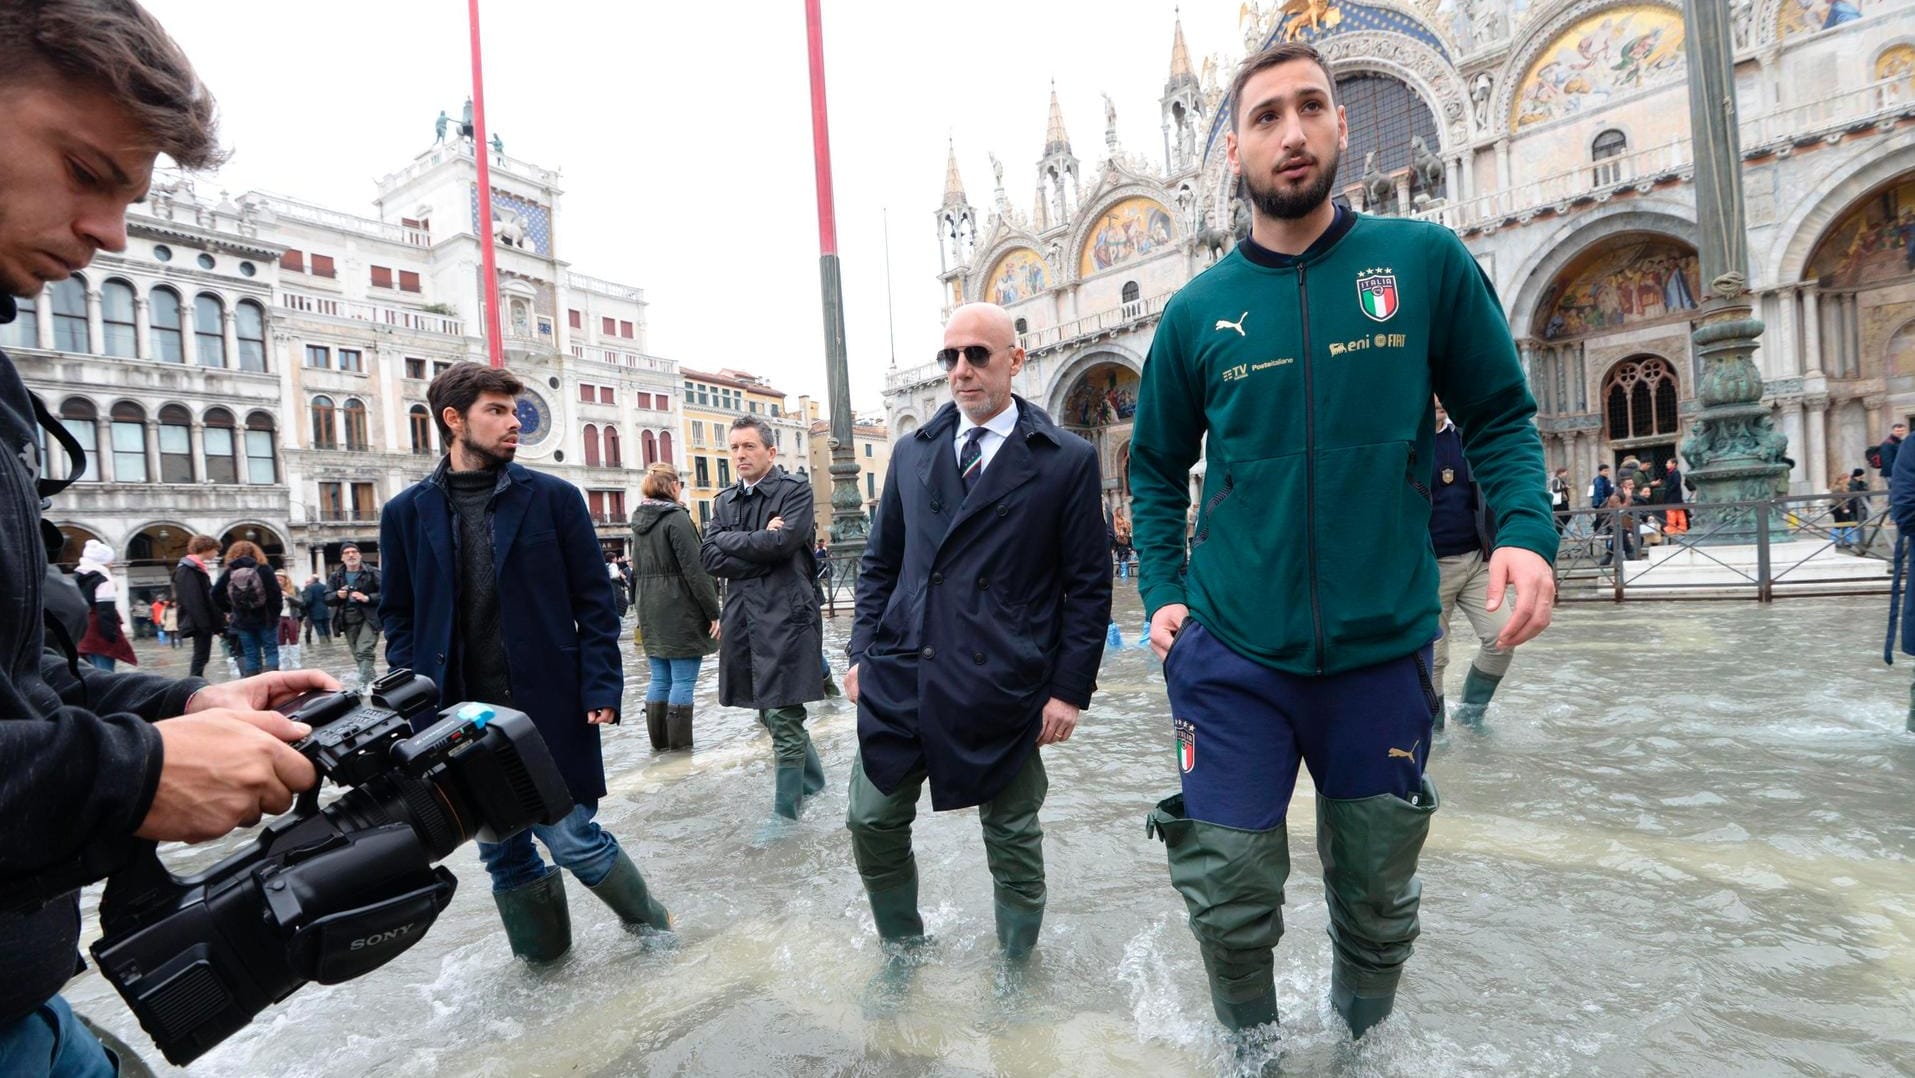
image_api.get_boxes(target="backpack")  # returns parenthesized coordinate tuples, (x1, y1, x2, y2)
(228, 564, 269, 614)
(1866, 445, 1884, 471)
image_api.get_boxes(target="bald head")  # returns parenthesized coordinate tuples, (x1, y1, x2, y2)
(946, 302, 1017, 347)
(942, 302, 1024, 424)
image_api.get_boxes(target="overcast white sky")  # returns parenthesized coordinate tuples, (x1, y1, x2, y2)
(139, 0, 1240, 412)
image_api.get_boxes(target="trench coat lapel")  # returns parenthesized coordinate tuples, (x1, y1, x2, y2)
(418, 484, 454, 576)
(916, 425, 964, 544)
(489, 470, 532, 573)
(946, 428, 1037, 537)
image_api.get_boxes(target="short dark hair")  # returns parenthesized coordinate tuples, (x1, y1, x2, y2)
(1598, 464, 1611, 472)
(0, 0, 226, 170)
(1229, 42, 1337, 131)
(728, 415, 776, 449)
(428, 362, 524, 443)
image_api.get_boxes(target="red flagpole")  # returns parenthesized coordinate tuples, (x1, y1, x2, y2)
(468, 0, 504, 368)
(805, 0, 838, 256)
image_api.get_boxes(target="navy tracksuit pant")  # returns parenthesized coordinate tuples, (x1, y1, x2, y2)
(1167, 619, 1435, 826)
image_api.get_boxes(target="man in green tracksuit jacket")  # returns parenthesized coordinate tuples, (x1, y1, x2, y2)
(1133, 43, 1557, 1046)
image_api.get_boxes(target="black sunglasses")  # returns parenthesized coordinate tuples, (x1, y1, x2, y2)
(935, 343, 1006, 371)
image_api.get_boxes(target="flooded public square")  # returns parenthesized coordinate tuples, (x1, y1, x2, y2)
(65, 589, 1915, 1076)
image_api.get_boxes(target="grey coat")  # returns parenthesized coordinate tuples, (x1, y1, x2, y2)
(631, 499, 721, 659)
(700, 467, 825, 709)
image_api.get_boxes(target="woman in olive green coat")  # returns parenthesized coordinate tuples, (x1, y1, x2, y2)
(630, 463, 722, 750)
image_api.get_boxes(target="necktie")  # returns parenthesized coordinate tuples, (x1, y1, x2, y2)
(959, 427, 987, 495)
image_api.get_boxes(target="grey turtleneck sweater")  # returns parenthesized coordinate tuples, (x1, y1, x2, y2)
(445, 468, 512, 705)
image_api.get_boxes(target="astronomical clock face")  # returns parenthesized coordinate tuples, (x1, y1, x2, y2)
(514, 390, 554, 448)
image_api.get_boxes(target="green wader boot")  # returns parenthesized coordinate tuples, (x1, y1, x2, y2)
(1318, 775, 1440, 1039)
(1906, 680, 1915, 734)
(493, 868, 572, 963)
(1147, 794, 1288, 1031)
(584, 850, 671, 932)
(665, 703, 695, 751)
(866, 869, 926, 942)
(1451, 666, 1502, 727)
(994, 894, 1045, 961)
(801, 737, 827, 796)
(1433, 695, 1446, 731)
(760, 706, 810, 820)
(644, 701, 669, 751)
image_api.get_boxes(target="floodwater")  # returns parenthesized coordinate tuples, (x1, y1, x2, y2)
(66, 591, 1915, 1076)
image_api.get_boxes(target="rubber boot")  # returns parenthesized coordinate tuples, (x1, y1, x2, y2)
(665, 703, 694, 750)
(492, 869, 572, 963)
(1451, 666, 1501, 727)
(801, 737, 826, 796)
(866, 870, 926, 942)
(1146, 794, 1287, 1031)
(584, 850, 671, 932)
(1318, 775, 1440, 1039)
(861, 872, 929, 1016)
(1433, 694, 1446, 731)
(773, 764, 806, 820)
(823, 668, 843, 698)
(994, 894, 1045, 960)
(644, 700, 669, 751)
(1906, 680, 1914, 734)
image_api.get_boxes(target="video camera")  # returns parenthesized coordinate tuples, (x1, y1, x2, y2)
(89, 670, 573, 1066)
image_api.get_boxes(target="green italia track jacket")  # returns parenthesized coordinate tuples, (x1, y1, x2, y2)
(1129, 212, 1555, 676)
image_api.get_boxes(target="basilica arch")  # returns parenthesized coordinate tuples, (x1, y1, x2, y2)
(1047, 348, 1143, 514)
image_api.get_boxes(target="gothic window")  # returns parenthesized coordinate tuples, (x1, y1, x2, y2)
(100, 279, 136, 357)
(109, 401, 147, 482)
(59, 398, 97, 478)
(341, 398, 369, 451)
(658, 430, 673, 465)
(50, 275, 87, 352)
(642, 430, 658, 465)
(194, 294, 226, 366)
(236, 300, 267, 371)
(583, 423, 600, 467)
(1602, 357, 1680, 442)
(203, 408, 238, 483)
(604, 426, 622, 467)
(1592, 129, 1628, 186)
(245, 412, 278, 483)
(311, 395, 337, 450)
(409, 405, 432, 455)
(150, 287, 184, 363)
(158, 404, 193, 483)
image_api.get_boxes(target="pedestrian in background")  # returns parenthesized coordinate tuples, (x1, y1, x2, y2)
(301, 573, 332, 644)
(162, 596, 180, 648)
(74, 540, 135, 672)
(631, 462, 721, 751)
(214, 539, 282, 676)
(328, 542, 381, 687)
(171, 534, 221, 676)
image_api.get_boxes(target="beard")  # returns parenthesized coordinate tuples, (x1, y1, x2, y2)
(1244, 145, 1341, 220)
(458, 434, 516, 469)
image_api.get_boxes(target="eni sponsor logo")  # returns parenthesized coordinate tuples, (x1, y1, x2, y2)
(1328, 333, 1408, 357)
(1221, 357, 1295, 383)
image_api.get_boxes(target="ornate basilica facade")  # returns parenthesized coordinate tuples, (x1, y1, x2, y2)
(885, 0, 1915, 512)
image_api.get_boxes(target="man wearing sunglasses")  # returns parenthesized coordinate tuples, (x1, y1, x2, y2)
(844, 302, 1110, 971)
(1131, 43, 1557, 1045)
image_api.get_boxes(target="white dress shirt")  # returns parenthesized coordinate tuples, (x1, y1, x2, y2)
(953, 401, 1020, 478)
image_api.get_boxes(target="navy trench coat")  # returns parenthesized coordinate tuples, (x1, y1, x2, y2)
(379, 461, 624, 802)
(849, 397, 1111, 811)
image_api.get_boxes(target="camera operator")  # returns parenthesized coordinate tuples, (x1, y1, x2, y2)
(0, 4, 337, 1072)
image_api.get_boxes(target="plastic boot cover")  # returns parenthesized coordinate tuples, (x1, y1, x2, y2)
(1146, 794, 1289, 1031)
(493, 868, 572, 963)
(1318, 775, 1440, 1039)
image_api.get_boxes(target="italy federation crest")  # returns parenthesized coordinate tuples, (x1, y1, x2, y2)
(1174, 717, 1196, 773)
(1357, 271, 1399, 323)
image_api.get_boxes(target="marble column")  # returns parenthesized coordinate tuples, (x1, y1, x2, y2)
(1844, 293, 1862, 378)
(222, 310, 239, 370)
(1801, 285, 1822, 376)
(1805, 397, 1828, 488)
(1779, 402, 1806, 489)
(189, 422, 205, 483)
(134, 295, 151, 360)
(34, 294, 52, 350)
(1769, 287, 1797, 380)
(143, 420, 161, 485)
(84, 286, 102, 355)
(93, 418, 112, 483)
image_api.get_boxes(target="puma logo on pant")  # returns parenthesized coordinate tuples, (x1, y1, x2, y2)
(1387, 740, 1422, 761)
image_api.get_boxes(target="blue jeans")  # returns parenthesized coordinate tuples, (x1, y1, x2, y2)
(477, 799, 620, 891)
(0, 995, 118, 1077)
(234, 625, 279, 676)
(644, 656, 702, 706)
(83, 655, 114, 672)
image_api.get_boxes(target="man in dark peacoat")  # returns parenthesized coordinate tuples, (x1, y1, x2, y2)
(381, 362, 668, 963)
(845, 303, 1111, 962)
(701, 416, 827, 822)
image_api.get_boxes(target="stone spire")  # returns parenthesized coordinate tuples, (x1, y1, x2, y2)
(1044, 81, 1072, 157)
(942, 140, 967, 208)
(1167, 8, 1197, 89)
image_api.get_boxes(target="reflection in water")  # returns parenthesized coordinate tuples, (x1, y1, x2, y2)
(67, 595, 1915, 1076)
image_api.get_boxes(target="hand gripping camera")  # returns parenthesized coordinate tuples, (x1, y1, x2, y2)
(89, 670, 573, 1066)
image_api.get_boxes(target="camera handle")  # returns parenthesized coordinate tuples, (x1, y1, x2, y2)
(96, 840, 178, 937)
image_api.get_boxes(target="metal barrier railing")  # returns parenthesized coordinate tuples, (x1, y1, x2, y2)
(1553, 489, 1894, 602)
